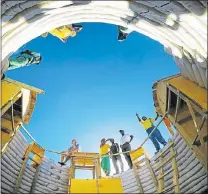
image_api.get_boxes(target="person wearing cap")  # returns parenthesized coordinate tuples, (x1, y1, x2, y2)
(58, 139, 80, 166)
(136, 113, 167, 154)
(109, 138, 124, 175)
(119, 130, 133, 169)
(100, 138, 111, 176)
(42, 24, 83, 43)
(117, 25, 133, 42)
(7, 50, 42, 71)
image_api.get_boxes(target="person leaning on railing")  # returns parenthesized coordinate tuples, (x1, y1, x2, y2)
(136, 113, 167, 154)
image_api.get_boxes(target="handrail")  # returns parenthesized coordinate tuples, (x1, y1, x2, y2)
(18, 113, 167, 159)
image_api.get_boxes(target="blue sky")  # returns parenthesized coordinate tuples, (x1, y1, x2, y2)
(7, 23, 179, 178)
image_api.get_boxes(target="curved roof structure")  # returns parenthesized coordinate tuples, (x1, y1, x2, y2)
(1, 1, 207, 89)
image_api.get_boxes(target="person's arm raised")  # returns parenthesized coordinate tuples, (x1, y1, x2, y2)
(129, 135, 134, 143)
(154, 113, 159, 121)
(136, 113, 142, 122)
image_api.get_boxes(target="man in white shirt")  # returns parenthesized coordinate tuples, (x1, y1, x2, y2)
(119, 130, 134, 169)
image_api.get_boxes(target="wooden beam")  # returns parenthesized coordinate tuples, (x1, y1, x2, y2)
(13, 157, 28, 193)
(4, 77, 45, 94)
(187, 101, 205, 149)
(155, 152, 176, 171)
(145, 157, 158, 189)
(174, 91, 180, 122)
(168, 114, 207, 170)
(154, 141, 174, 160)
(170, 141, 180, 193)
(133, 164, 143, 193)
(157, 156, 164, 193)
(30, 163, 42, 194)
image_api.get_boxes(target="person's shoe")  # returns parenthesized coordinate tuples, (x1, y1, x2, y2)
(1, 74, 5, 80)
(106, 172, 110, 176)
(155, 149, 161, 155)
(58, 162, 66, 166)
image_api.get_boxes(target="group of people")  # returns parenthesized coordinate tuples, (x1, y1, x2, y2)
(57, 112, 174, 177)
(100, 130, 134, 176)
(1, 24, 133, 79)
(99, 112, 174, 176)
(1, 23, 83, 79)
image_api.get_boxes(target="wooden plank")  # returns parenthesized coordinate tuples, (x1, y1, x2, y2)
(13, 157, 28, 193)
(157, 156, 164, 193)
(186, 101, 206, 159)
(168, 114, 207, 169)
(5, 78, 45, 94)
(94, 159, 100, 193)
(154, 142, 174, 160)
(133, 164, 143, 193)
(30, 163, 42, 194)
(170, 142, 180, 193)
(145, 157, 158, 189)
(155, 152, 176, 171)
(157, 168, 173, 180)
(167, 88, 171, 113)
(174, 91, 180, 122)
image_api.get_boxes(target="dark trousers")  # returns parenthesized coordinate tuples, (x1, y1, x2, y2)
(146, 127, 167, 151)
(121, 143, 133, 169)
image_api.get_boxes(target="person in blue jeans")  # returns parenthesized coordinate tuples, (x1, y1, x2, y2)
(136, 113, 167, 154)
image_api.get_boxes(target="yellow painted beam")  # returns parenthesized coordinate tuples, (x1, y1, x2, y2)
(70, 178, 124, 193)
(167, 76, 207, 110)
(4, 78, 45, 94)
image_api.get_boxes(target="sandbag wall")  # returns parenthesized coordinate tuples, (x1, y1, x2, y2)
(1, 131, 69, 193)
(1, 1, 207, 89)
(114, 132, 208, 193)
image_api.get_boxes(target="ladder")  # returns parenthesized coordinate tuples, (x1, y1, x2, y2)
(13, 142, 45, 193)
(154, 139, 180, 193)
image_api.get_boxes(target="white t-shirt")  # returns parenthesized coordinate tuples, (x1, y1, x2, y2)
(120, 134, 131, 145)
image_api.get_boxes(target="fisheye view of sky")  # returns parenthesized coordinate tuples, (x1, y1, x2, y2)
(7, 22, 179, 178)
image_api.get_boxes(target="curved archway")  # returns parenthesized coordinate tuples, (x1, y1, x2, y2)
(2, 1, 207, 88)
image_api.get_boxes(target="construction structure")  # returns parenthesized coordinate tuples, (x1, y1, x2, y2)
(1, 0, 207, 193)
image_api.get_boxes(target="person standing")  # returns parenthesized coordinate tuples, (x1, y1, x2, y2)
(163, 116, 174, 136)
(42, 24, 83, 43)
(117, 25, 133, 41)
(136, 113, 167, 154)
(100, 138, 111, 176)
(58, 139, 80, 166)
(119, 130, 133, 169)
(109, 138, 124, 174)
(8, 50, 42, 71)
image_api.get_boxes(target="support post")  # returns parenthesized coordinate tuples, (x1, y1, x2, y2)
(187, 101, 205, 148)
(145, 157, 158, 189)
(170, 140, 180, 193)
(94, 159, 100, 193)
(13, 157, 28, 193)
(30, 162, 42, 194)
(133, 163, 143, 193)
(174, 91, 180, 122)
(157, 156, 164, 193)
